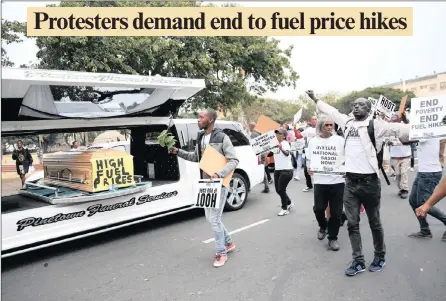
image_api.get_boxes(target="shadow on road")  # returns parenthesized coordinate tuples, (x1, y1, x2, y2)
(1, 208, 204, 271)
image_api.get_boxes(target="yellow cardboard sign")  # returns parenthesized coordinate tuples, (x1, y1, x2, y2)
(254, 115, 281, 134)
(398, 95, 408, 118)
(91, 156, 135, 192)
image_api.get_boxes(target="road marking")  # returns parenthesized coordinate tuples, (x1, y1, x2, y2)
(202, 219, 270, 244)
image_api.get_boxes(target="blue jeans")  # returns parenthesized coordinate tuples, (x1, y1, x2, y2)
(204, 187, 232, 254)
(409, 172, 446, 234)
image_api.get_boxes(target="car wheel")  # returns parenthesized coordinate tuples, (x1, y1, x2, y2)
(225, 173, 248, 211)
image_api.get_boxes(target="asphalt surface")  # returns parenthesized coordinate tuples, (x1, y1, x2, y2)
(2, 169, 446, 301)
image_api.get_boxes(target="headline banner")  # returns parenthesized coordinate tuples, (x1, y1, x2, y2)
(27, 7, 413, 36)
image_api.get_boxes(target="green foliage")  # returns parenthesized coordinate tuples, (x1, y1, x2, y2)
(1, 19, 27, 67)
(156, 130, 177, 148)
(31, 1, 298, 111)
(336, 87, 416, 114)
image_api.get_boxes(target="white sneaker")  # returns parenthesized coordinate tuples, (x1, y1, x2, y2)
(287, 202, 295, 210)
(410, 168, 414, 172)
(278, 209, 289, 216)
(303, 187, 313, 192)
(294, 176, 300, 181)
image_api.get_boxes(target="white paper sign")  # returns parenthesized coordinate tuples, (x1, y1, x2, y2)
(368, 97, 378, 115)
(294, 109, 303, 124)
(291, 139, 305, 152)
(376, 95, 396, 119)
(310, 144, 345, 175)
(250, 130, 279, 156)
(409, 94, 446, 140)
(194, 179, 222, 209)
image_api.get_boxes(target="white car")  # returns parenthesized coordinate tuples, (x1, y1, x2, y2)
(1, 67, 264, 257)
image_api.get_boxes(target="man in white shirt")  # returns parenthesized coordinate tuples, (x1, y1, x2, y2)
(302, 116, 317, 192)
(408, 138, 446, 239)
(307, 118, 345, 251)
(388, 125, 412, 199)
(306, 90, 409, 277)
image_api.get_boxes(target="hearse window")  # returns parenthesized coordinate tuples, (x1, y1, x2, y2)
(216, 124, 250, 147)
(174, 124, 189, 150)
(187, 123, 200, 151)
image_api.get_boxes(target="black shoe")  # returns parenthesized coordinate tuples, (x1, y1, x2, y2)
(400, 190, 408, 199)
(328, 239, 340, 251)
(398, 190, 403, 196)
(261, 189, 269, 193)
(317, 228, 327, 240)
(345, 260, 366, 276)
(369, 256, 386, 272)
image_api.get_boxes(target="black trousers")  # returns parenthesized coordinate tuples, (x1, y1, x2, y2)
(303, 160, 313, 189)
(344, 173, 385, 263)
(274, 169, 293, 210)
(265, 165, 272, 182)
(313, 183, 345, 240)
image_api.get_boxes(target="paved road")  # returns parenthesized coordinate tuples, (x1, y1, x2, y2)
(2, 170, 446, 301)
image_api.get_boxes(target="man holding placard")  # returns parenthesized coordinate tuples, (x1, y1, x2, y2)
(169, 109, 239, 268)
(307, 118, 345, 251)
(306, 90, 409, 277)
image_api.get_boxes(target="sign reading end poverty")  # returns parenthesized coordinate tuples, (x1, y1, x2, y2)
(410, 94, 446, 140)
(376, 95, 396, 118)
(195, 179, 222, 209)
(310, 145, 345, 175)
(250, 130, 279, 156)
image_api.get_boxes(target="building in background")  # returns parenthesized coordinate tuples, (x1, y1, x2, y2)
(381, 71, 446, 98)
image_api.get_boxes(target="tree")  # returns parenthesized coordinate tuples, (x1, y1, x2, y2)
(1, 19, 27, 67)
(33, 1, 298, 111)
(335, 87, 416, 114)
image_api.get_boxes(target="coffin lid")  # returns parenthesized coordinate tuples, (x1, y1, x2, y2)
(1, 68, 206, 122)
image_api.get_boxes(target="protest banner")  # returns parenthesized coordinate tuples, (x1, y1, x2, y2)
(194, 179, 222, 209)
(250, 130, 279, 156)
(291, 139, 305, 152)
(309, 144, 345, 175)
(409, 94, 446, 140)
(294, 108, 303, 124)
(199, 145, 234, 187)
(376, 95, 396, 119)
(368, 97, 378, 115)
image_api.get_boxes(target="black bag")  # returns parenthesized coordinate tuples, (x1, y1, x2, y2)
(290, 152, 298, 169)
(367, 119, 391, 185)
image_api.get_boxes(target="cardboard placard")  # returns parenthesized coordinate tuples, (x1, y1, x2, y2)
(254, 115, 281, 134)
(199, 145, 234, 187)
(398, 95, 408, 118)
(309, 144, 345, 175)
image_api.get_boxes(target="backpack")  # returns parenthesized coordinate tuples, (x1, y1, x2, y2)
(345, 119, 391, 185)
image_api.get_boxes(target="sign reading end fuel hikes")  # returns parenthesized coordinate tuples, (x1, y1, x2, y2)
(91, 156, 135, 192)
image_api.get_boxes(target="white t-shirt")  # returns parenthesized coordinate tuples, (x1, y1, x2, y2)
(417, 139, 442, 173)
(201, 134, 211, 152)
(302, 127, 317, 146)
(274, 141, 293, 170)
(344, 120, 376, 174)
(390, 142, 411, 158)
(307, 135, 345, 185)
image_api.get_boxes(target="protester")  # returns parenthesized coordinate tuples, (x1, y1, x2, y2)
(293, 128, 305, 180)
(306, 90, 409, 277)
(307, 118, 345, 251)
(416, 176, 446, 242)
(407, 138, 446, 240)
(169, 109, 239, 267)
(12, 140, 33, 187)
(249, 122, 271, 193)
(268, 128, 294, 216)
(71, 141, 79, 149)
(387, 116, 411, 199)
(302, 116, 317, 192)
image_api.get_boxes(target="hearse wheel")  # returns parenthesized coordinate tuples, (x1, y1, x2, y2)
(225, 173, 248, 211)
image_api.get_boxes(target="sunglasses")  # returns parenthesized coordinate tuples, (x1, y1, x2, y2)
(324, 123, 334, 127)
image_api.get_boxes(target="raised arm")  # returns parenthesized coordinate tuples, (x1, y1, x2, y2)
(306, 90, 351, 128)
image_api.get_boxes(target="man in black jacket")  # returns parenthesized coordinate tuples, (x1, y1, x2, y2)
(12, 140, 33, 187)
